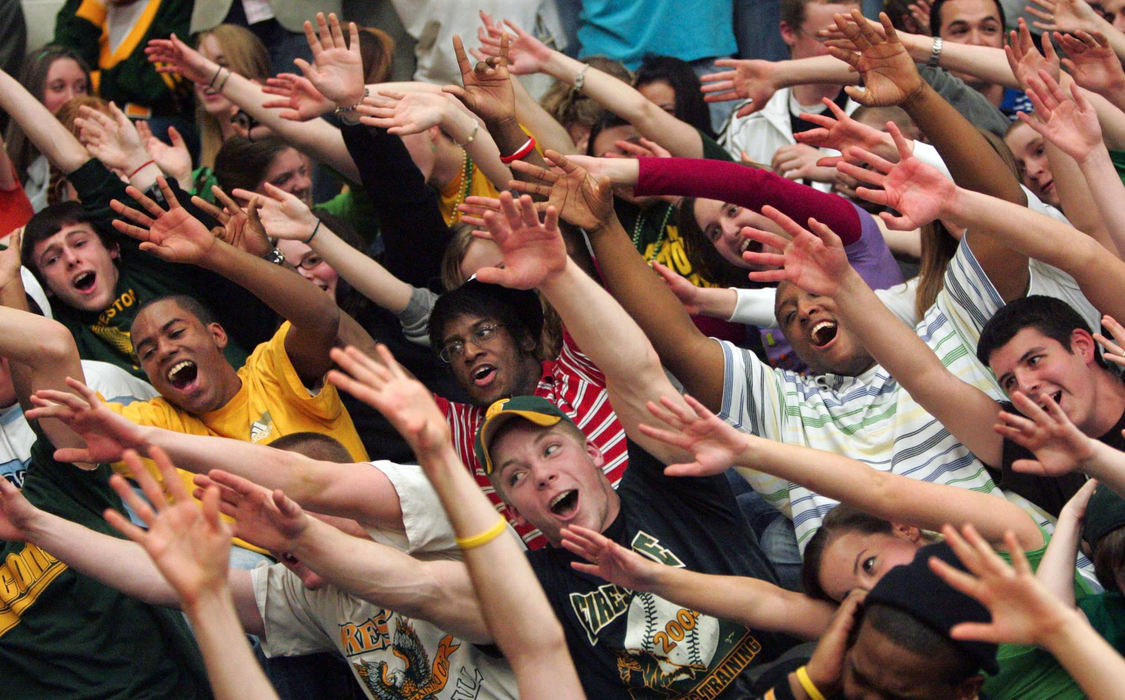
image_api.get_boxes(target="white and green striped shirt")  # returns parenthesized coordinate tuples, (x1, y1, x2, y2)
(718, 239, 1099, 548)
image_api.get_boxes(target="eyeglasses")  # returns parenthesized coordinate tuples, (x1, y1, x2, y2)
(439, 323, 505, 363)
(296, 253, 325, 270)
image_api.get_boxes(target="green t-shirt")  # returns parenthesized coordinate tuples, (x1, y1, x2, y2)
(0, 438, 212, 697)
(982, 535, 1095, 700)
(1078, 590, 1125, 654)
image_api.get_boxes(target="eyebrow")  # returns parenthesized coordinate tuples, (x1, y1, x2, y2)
(135, 317, 186, 350)
(853, 548, 867, 576)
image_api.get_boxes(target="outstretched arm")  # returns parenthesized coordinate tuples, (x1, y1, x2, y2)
(205, 468, 490, 643)
(639, 394, 1043, 551)
(111, 179, 340, 383)
(932, 524, 1125, 700)
(1034, 479, 1098, 605)
(0, 68, 89, 174)
(105, 449, 274, 700)
(561, 525, 834, 639)
(506, 152, 727, 411)
(476, 16, 706, 158)
(328, 345, 583, 697)
(473, 182, 697, 462)
(829, 10, 1029, 301)
(26, 377, 404, 530)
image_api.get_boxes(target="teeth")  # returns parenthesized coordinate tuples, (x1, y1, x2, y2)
(550, 491, 573, 508)
(473, 365, 494, 380)
(167, 360, 193, 382)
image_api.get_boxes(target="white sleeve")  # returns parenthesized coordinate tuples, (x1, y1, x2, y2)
(909, 141, 952, 178)
(729, 287, 778, 327)
(362, 460, 525, 557)
(252, 564, 338, 658)
(80, 360, 158, 404)
(873, 278, 921, 326)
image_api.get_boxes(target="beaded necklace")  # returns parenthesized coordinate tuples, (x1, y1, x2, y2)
(450, 149, 474, 222)
(631, 201, 675, 259)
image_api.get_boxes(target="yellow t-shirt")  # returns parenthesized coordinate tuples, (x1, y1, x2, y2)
(439, 160, 501, 226)
(107, 322, 369, 553)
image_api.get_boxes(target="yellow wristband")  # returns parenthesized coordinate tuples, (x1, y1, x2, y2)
(455, 516, 508, 550)
(796, 666, 827, 700)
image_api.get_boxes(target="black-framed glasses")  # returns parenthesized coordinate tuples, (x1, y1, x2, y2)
(439, 323, 505, 363)
(296, 253, 325, 270)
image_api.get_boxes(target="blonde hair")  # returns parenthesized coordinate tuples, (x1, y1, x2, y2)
(194, 25, 271, 169)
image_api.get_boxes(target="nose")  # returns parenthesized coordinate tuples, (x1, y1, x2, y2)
(297, 266, 316, 281)
(796, 295, 823, 321)
(1012, 367, 1041, 396)
(533, 464, 558, 489)
(62, 246, 80, 266)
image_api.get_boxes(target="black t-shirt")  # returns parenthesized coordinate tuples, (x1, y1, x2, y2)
(993, 405, 1125, 517)
(527, 441, 789, 699)
(0, 438, 211, 697)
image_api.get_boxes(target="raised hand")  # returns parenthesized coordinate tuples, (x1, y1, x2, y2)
(262, 72, 334, 121)
(699, 59, 778, 118)
(473, 191, 568, 289)
(560, 525, 663, 590)
(994, 390, 1098, 476)
(295, 13, 365, 108)
(794, 97, 889, 153)
(611, 137, 673, 160)
(652, 261, 704, 314)
(509, 149, 615, 230)
(0, 478, 42, 542)
(929, 525, 1071, 647)
(145, 33, 215, 86)
(741, 206, 853, 298)
(111, 178, 218, 264)
(771, 143, 837, 182)
(191, 186, 271, 257)
(237, 182, 319, 242)
(804, 590, 866, 697)
(827, 11, 925, 107)
(135, 121, 193, 188)
(105, 448, 232, 607)
(474, 13, 553, 76)
(1006, 18, 1062, 90)
(908, 0, 934, 34)
(444, 30, 516, 125)
(0, 228, 23, 292)
(357, 89, 455, 135)
(837, 121, 956, 229)
(1027, 0, 1103, 34)
(1019, 68, 1103, 163)
(1094, 314, 1125, 368)
(26, 376, 148, 464)
(1059, 30, 1125, 96)
(75, 102, 150, 174)
(202, 469, 309, 553)
(327, 344, 452, 458)
(636, 394, 752, 477)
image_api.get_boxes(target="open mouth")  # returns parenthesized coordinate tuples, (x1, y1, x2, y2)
(809, 320, 838, 348)
(550, 489, 579, 517)
(1041, 390, 1062, 409)
(471, 364, 496, 387)
(166, 359, 198, 390)
(740, 238, 762, 256)
(73, 271, 96, 292)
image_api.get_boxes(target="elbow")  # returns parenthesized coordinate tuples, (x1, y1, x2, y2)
(36, 319, 79, 364)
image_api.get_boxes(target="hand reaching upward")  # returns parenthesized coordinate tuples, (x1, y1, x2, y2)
(473, 191, 568, 290)
(826, 11, 926, 107)
(509, 149, 615, 231)
(110, 178, 218, 265)
(295, 13, 365, 108)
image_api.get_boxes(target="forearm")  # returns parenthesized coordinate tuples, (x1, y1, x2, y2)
(635, 157, 863, 244)
(201, 241, 340, 341)
(309, 225, 414, 313)
(697, 286, 740, 320)
(539, 51, 702, 158)
(1081, 441, 1125, 496)
(1041, 609, 1125, 700)
(0, 70, 88, 173)
(1046, 141, 1112, 249)
(415, 442, 575, 682)
(944, 187, 1125, 321)
(583, 214, 725, 409)
(771, 54, 862, 89)
(512, 77, 578, 155)
(290, 519, 490, 642)
(902, 36, 1019, 89)
(184, 589, 279, 700)
(648, 565, 833, 639)
(1076, 146, 1125, 255)
(1036, 512, 1081, 606)
(25, 510, 180, 607)
(440, 99, 513, 188)
(216, 69, 359, 181)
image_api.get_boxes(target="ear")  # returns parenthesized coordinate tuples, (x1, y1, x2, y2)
(208, 322, 229, 350)
(1070, 328, 1097, 365)
(779, 21, 799, 47)
(585, 439, 605, 469)
(519, 332, 537, 354)
(108, 240, 121, 261)
(890, 523, 923, 543)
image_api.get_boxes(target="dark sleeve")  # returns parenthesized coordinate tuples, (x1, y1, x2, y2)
(340, 123, 451, 289)
(918, 65, 1010, 139)
(0, 0, 27, 77)
(989, 402, 1088, 517)
(51, 0, 100, 68)
(634, 157, 863, 245)
(700, 131, 734, 162)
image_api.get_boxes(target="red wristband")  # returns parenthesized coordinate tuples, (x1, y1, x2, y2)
(128, 159, 156, 179)
(500, 136, 536, 164)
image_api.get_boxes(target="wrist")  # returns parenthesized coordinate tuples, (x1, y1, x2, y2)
(900, 79, 930, 111)
(334, 87, 369, 117)
(181, 581, 235, 616)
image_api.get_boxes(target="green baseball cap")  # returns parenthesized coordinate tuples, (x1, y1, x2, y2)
(474, 396, 578, 475)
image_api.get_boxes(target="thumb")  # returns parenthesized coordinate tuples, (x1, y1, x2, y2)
(167, 126, 184, 146)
